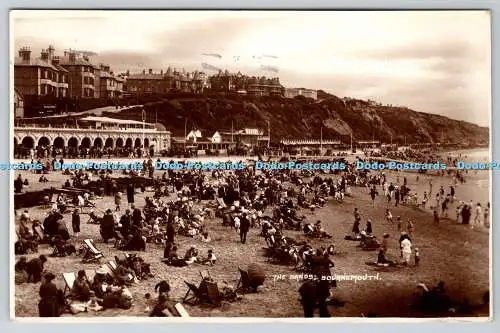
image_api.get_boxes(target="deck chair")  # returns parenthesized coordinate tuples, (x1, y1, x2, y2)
(84, 269, 96, 284)
(63, 272, 76, 297)
(107, 260, 118, 270)
(107, 260, 135, 283)
(33, 225, 45, 241)
(183, 281, 201, 305)
(98, 263, 115, 277)
(198, 277, 221, 306)
(81, 239, 104, 263)
(216, 197, 227, 208)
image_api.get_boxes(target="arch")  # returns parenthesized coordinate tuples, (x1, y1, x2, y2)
(105, 138, 114, 148)
(21, 136, 35, 149)
(94, 137, 103, 148)
(68, 137, 79, 148)
(53, 137, 65, 149)
(116, 138, 124, 148)
(125, 138, 133, 148)
(38, 136, 51, 147)
(134, 138, 142, 148)
(144, 138, 150, 148)
(81, 137, 91, 148)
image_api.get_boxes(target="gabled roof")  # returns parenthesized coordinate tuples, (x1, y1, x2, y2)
(14, 57, 58, 70)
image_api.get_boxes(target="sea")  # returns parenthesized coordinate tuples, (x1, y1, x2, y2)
(445, 148, 490, 162)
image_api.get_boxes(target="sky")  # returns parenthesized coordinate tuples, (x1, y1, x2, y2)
(11, 10, 491, 126)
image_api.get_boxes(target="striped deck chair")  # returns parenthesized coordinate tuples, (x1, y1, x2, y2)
(81, 239, 104, 263)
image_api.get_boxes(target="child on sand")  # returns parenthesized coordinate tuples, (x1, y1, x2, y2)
(385, 209, 393, 224)
(433, 210, 439, 224)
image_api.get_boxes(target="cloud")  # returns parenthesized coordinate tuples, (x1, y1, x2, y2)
(355, 40, 472, 61)
(151, 17, 257, 62)
(11, 11, 490, 126)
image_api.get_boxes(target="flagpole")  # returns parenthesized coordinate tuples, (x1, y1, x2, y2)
(142, 108, 145, 151)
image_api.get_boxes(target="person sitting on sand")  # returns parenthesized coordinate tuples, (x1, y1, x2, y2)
(199, 231, 211, 243)
(200, 249, 216, 266)
(149, 294, 178, 317)
(114, 262, 136, 286)
(72, 270, 91, 302)
(184, 246, 199, 264)
(376, 249, 389, 266)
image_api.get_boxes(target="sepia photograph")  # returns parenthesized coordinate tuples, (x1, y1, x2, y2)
(10, 10, 491, 320)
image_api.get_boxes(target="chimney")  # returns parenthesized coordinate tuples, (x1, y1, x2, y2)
(69, 51, 76, 63)
(149, 68, 153, 74)
(18, 47, 31, 62)
(48, 45, 55, 57)
(52, 56, 60, 65)
(160, 69, 163, 75)
(40, 49, 49, 62)
(83, 55, 89, 62)
(142, 69, 146, 74)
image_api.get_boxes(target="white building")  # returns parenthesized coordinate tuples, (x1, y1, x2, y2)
(284, 87, 317, 100)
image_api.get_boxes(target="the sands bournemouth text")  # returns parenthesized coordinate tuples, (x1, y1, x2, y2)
(273, 273, 381, 282)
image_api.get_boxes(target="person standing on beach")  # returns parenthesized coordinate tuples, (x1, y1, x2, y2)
(72, 209, 80, 238)
(126, 183, 135, 208)
(369, 186, 378, 206)
(473, 203, 482, 229)
(394, 187, 400, 207)
(422, 191, 428, 208)
(484, 202, 490, 228)
(429, 179, 433, 196)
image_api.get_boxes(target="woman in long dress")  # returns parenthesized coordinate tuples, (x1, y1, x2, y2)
(38, 272, 65, 317)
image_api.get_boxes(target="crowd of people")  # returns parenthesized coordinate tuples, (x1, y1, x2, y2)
(13, 149, 490, 318)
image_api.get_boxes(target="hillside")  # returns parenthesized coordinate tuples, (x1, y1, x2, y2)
(97, 92, 488, 146)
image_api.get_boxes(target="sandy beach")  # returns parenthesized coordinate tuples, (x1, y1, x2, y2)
(12, 150, 490, 318)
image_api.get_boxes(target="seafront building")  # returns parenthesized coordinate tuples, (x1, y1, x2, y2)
(14, 115, 171, 154)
